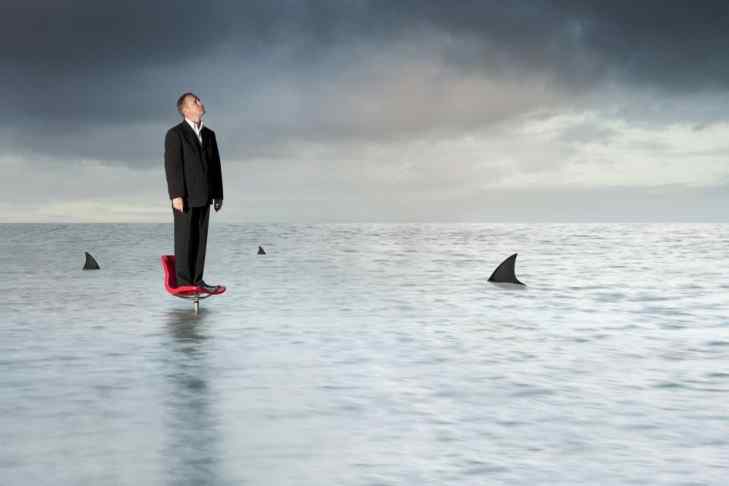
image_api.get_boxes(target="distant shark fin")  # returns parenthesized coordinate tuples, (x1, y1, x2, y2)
(83, 251, 100, 270)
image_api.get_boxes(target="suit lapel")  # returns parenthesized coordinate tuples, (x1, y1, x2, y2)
(179, 122, 208, 172)
(180, 121, 201, 152)
(200, 127, 209, 151)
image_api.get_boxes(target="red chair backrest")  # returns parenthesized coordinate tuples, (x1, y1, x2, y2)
(161, 255, 178, 292)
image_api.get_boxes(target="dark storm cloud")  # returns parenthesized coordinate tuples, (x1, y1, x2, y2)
(4, 1, 729, 165)
(7, 1, 729, 81)
(380, 0, 729, 91)
(552, 1, 729, 92)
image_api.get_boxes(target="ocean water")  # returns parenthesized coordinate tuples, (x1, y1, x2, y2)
(1, 223, 728, 485)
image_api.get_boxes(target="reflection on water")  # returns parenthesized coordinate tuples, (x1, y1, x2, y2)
(163, 309, 222, 486)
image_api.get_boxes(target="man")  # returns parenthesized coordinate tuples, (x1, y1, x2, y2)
(164, 92, 224, 291)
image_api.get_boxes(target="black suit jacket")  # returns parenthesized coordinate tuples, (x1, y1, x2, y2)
(164, 121, 224, 207)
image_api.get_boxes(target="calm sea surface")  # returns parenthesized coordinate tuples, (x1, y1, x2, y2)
(1, 223, 728, 485)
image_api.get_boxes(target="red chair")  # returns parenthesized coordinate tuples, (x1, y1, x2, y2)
(161, 255, 225, 312)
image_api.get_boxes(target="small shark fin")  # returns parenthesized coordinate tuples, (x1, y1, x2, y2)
(83, 251, 100, 270)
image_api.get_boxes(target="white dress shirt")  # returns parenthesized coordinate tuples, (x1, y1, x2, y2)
(185, 118, 203, 146)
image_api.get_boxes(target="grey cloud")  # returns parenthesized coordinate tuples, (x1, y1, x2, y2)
(4, 1, 729, 167)
(557, 122, 619, 145)
(553, 1, 729, 92)
(7, 1, 729, 99)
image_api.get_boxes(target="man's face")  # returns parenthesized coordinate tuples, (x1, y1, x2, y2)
(182, 95, 205, 119)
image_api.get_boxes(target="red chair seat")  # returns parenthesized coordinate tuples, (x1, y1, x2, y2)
(161, 255, 226, 297)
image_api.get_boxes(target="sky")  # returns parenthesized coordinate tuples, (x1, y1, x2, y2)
(2, 0, 729, 222)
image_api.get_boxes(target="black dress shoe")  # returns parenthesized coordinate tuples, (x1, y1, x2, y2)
(198, 280, 220, 292)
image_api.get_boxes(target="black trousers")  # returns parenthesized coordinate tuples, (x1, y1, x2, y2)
(173, 203, 210, 286)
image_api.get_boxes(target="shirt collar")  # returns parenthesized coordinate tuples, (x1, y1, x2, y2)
(184, 118, 203, 133)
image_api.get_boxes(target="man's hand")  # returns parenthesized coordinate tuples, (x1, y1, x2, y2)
(172, 197, 185, 212)
(213, 198, 223, 212)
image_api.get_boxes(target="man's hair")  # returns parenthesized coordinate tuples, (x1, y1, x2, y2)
(176, 92, 196, 117)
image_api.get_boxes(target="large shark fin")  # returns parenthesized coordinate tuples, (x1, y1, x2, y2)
(488, 253, 524, 285)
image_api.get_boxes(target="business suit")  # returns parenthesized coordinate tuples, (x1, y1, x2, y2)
(164, 120, 224, 286)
